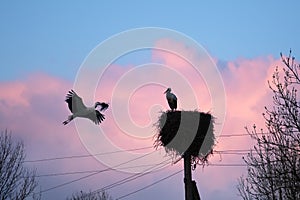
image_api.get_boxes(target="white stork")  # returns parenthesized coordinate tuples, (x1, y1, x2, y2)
(63, 90, 109, 125)
(164, 88, 177, 111)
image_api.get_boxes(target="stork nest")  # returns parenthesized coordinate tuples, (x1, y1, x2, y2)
(155, 110, 215, 166)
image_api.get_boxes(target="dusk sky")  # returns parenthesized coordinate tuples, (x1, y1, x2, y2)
(1, 1, 300, 200)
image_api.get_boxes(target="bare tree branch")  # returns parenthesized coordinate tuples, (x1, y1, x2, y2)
(237, 51, 300, 200)
(66, 190, 113, 200)
(0, 130, 40, 200)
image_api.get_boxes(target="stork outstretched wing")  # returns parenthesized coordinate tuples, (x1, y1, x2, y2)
(86, 110, 105, 124)
(65, 90, 86, 113)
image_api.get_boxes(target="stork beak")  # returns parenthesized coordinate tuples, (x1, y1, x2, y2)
(164, 88, 170, 94)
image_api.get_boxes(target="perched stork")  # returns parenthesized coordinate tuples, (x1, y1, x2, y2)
(63, 90, 109, 125)
(164, 88, 177, 111)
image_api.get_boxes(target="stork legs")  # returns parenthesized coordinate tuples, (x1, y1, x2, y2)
(63, 115, 74, 125)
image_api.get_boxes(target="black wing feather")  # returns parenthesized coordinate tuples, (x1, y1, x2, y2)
(86, 110, 105, 124)
(65, 90, 86, 113)
(168, 99, 177, 110)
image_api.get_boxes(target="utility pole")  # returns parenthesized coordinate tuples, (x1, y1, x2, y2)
(156, 111, 212, 200)
(184, 153, 200, 200)
(184, 153, 193, 200)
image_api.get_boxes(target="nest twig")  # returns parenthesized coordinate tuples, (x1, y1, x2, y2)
(155, 110, 215, 166)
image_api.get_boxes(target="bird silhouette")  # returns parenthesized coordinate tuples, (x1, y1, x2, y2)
(164, 88, 177, 111)
(63, 90, 109, 125)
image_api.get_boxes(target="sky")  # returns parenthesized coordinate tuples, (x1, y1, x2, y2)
(0, 1, 300, 200)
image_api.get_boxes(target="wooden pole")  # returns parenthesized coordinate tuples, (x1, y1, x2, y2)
(184, 153, 193, 200)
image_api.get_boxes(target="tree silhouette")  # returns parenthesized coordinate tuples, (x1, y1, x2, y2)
(66, 190, 113, 200)
(0, 130, 40, 199)
(237, 50, 300, 199)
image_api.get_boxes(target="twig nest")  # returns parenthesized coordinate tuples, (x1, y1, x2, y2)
(155, 110, 215, 165)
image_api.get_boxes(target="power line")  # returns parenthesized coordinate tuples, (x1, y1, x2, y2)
(24, 131, 293, 164)
(89, 158, 173, 196)
(40, 169, 100, 194)
(116, 169, 183, 200)
(116, 164, 246, 200)
(34, 151, 253, 178)
(215, 149, 252, 152)
(209, 163, 246, 167)
(218, 131, 293, 138)
(22, 132, 265, 164)
(35, 158, 247, 179)
(39, 150, 157, 194)
(214, 149, 254, 155)
(37, 156, 246, 196)
(36, 163, 171, 178)
(31, 145, 258, 194)
(22, 132, 261, 163)
(28, 148, 255, 178)
(35, 160, 248, 179)
(107, 157, 245, 199)
(219, 133, 251, 137)
(23, 146, 255, 164)
(24, 146, 153, 163)
(27, 128, 299, 198)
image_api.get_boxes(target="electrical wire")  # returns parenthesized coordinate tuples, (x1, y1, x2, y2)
(24, 146, 153, 163)
(36, 154, 248, 197)
(24, 146, 257, 178)
(218, 133, 251, 137)
(88, 157, 173, 197)
(115, 169, 183, 200)
(28, 131, 274, 195)
(36, 163, 170, 178)
(105, 163, 247, 200)
(209, 163, 246, 167)
(23, 132, 265, 163)
(35, 159, 247, 178)
(104, 163, 246, 199)
(39, 149, 158, 194)
(32, 149, 254, 178)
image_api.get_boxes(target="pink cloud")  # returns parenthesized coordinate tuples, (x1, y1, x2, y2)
(0, 40, 286, 199)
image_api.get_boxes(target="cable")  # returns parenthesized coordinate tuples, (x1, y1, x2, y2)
(39, 150, 157, 194)
(28, 147, 255, 178)
(214, 152, 252, 155)
(218, 131, 297, 138)
(22, 132, 264, 163)
(28, 129, 299, 198)
(36, 162, 171, 178)
(31, 144, 268, 194)
(89, 157, 173, 196)
(219, 133, 251, 137)
(34, 149, 255, 178)
(216, 149, 252, 152)
(22, 132, 273, 164)
(37, 155, 246, 196)
(116, 169, 183, 200)
(24, 146, 153, 163)
(40, 170, 101, 194)
(209, 163, 246, 167)
(214, 149, 253, 155)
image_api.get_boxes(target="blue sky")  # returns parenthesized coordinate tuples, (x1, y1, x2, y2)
(1, 1, 300, 200)
(1, 1, 300, 80)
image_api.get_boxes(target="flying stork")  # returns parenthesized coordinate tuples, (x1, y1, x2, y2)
(63, 90, 109, 125)
(164, 88, 177, 111)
